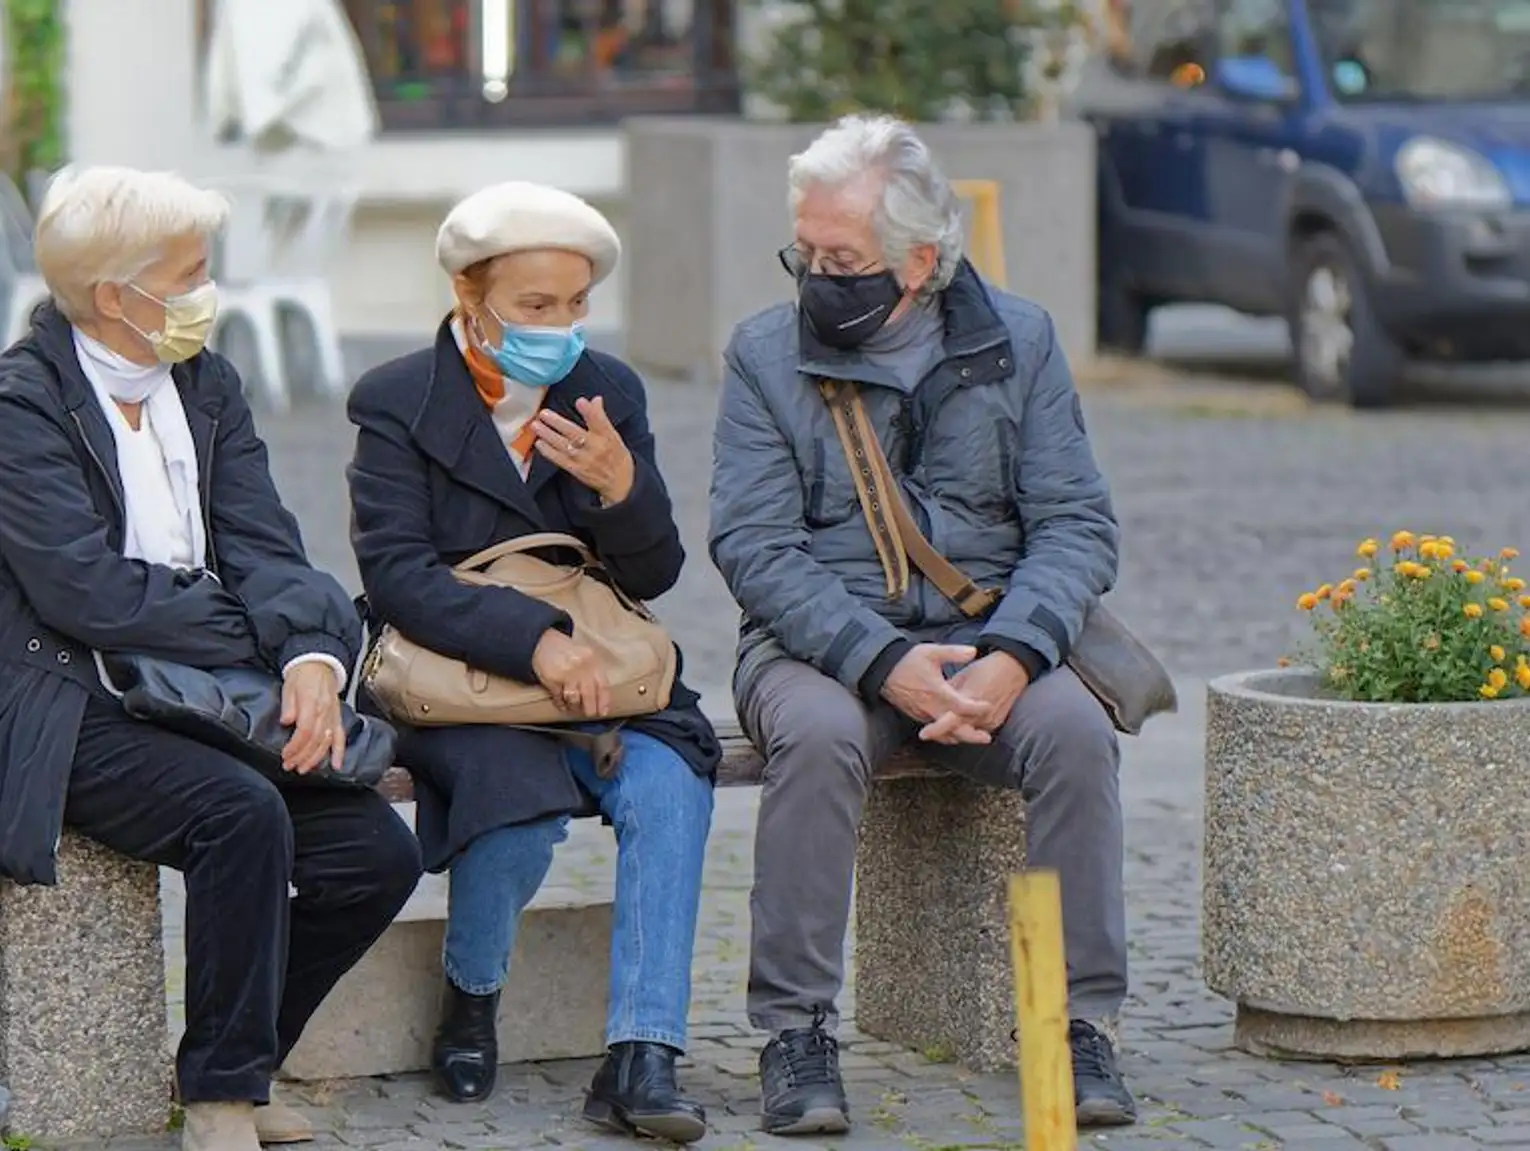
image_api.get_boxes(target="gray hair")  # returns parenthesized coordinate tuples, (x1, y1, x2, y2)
(788, 115, 964, 295)
(33, 165, 229, 322)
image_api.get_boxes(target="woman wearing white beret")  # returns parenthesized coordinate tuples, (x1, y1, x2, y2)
(346, 181, 718, 1142)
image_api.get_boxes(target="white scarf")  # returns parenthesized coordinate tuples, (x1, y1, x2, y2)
(72, 329, 208, 570)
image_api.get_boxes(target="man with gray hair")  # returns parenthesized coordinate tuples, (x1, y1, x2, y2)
(708, 114, 1134, 1135)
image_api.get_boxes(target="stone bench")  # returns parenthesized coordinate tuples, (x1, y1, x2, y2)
(0, 835, 172, 1143)
(280, 808, 613, 1082)
(0, 722, 1026, 1143)
(373, 719, 1028, 1073)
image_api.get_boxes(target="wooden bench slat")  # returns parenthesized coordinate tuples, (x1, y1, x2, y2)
(377, 718, 946, 803)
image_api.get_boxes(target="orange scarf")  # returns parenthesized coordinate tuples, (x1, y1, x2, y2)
(460, 316, 543, 459)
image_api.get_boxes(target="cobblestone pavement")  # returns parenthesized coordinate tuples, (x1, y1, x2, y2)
(129, 368, 1530, 1151)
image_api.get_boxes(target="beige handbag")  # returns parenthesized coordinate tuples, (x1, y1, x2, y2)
(361, 533, 677, 737)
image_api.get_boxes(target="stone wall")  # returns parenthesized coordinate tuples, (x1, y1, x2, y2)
(624, 117, 1098, 382)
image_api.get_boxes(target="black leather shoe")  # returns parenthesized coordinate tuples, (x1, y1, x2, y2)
(758, 1009, 850, 1136)
(431, 982, 500, 1103)
(582, 1041, 707, 1143)
(1071, 1020, 1137, 1127)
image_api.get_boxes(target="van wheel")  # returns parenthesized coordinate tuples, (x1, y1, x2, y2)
(1098, 267, 1151, 354)
(1289, 232, 1402, 408)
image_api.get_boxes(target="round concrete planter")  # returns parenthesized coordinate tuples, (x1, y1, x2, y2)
(1203, 668, 1530, 1062)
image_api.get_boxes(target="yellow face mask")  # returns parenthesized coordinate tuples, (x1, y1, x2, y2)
(128, 281, 220, 364)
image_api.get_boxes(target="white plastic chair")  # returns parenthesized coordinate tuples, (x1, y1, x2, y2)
(263, 186, 357, 400)
(202, 176, 293, 411)
(202, 176, 357, 409)
(0, 176, 49, 349)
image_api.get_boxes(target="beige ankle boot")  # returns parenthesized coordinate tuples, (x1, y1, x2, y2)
(254, 1089, 315, 1144)
(182, 1101, 262, 1151)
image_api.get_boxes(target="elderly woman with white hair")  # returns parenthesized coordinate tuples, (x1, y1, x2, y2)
(346, 181, 718, 1142)
(0, 166, 423, 1151)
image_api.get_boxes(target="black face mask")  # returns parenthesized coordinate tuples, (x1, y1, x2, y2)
(798, 270, 905, 350)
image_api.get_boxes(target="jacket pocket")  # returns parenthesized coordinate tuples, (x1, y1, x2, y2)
(804, 436, 859, 528)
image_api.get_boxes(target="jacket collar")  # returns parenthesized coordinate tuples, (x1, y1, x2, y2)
(26, 302, 221, 520)
(798, 258, 1012, 386)
(409, 318, 635, 520)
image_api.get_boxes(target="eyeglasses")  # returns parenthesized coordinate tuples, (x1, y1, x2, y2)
(777, 244, 882, 281)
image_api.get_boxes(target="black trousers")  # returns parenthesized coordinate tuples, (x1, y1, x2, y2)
(64, 695, 423, 1103)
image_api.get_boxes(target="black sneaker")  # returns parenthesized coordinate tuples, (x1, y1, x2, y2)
(758, 1009, 851, 1135)
(1070, 1019, 1137, 1127)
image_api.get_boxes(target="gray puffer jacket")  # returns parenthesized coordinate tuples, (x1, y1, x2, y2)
(708, 261, 1119, 703)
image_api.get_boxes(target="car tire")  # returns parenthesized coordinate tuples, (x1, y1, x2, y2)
(1289, 232, 1403, 408)
(1097, 266, 1151, 355)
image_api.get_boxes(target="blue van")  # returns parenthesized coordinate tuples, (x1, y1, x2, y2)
(1075, 0, 1530, 406)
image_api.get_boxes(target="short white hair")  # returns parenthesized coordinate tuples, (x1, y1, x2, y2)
(33, 166, 229, 322)
(788, 115, 965, 295)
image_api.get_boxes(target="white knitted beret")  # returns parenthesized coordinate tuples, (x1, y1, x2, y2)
(436, 181, 621, 284)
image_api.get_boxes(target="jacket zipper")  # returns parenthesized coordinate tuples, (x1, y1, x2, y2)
(202, 418, 219, 575)
(62, 411, 125, 862)
(69, 410, 125, 516)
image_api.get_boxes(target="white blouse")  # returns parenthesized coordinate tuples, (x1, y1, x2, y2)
(73, 329, 346, 687)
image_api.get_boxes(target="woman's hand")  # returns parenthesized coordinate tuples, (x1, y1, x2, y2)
(531, 629, 612, 719)
(281, 661, 345, 773)
(532, 396, 636, 506)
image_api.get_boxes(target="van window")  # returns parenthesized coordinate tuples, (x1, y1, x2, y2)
(1106, 0, 1219, 86)
(1311, 0, 1530, 100)
(1217, 0, 1299, 78)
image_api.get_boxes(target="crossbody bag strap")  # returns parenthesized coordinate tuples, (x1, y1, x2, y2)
(510, 723, 626, 779)
(818, 379, 910, 601)
(819, 379, 1001, 620)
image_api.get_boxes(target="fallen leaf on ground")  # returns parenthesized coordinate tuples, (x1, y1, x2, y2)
(1377, 1070, 1402, 1090)
(1321, 1090, 1345, 1106)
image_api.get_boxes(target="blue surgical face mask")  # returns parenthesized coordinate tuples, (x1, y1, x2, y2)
(480, 305, 587, 388)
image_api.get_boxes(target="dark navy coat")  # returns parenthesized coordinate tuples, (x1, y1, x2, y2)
(0, 303, 362, 885)
(346, 322, 719, 873)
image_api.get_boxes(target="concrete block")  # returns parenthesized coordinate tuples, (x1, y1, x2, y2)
(281, 871, 612, 1080)
(854, 776, 1027, 1072)
(0, 834, 171, 1142)
(625, 116, 1097, 381)
(1205, 669, 1530, 1060)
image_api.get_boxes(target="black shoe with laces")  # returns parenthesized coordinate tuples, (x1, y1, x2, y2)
(1070, 1019, 1137, 1127)
(758, 1008, 851, 1136)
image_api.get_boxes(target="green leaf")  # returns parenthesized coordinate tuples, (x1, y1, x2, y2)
(2, 0, 66, 201)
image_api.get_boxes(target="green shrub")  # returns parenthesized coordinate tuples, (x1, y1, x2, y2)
(747, 0, 1089, 122)
(2, 0, 66, 203)
(1293, 532, 1530, 703)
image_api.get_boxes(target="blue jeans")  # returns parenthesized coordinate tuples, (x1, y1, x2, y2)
(442, 731, 714, 1051)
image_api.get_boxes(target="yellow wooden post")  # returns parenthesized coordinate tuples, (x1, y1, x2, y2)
(951, 178, 1009, 290)
(1009, 871, 1077, 1151)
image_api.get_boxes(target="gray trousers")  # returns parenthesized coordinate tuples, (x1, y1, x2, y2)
(738, 656, 1127, 1034)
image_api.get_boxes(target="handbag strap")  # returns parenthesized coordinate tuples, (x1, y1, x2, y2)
(511, 723, 626, 779)
(818, 379, 1000, 619)
(455, 533, 598, 574)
